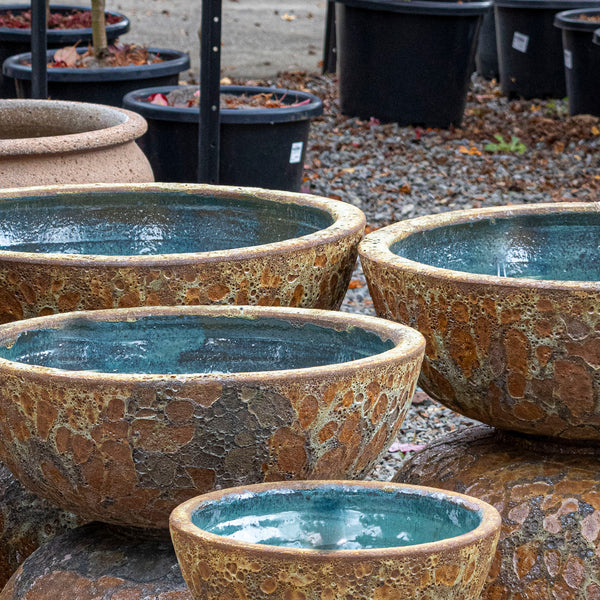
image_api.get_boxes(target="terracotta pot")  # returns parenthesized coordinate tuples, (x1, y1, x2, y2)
(359, 202, 600, 439)
(0, 99, 153, 188)
(395, 425, 600, 600)
(0, 305, 424, 528)
(0, 461, 80, 589)
(170, 480, 501, 600)
(0, 183, 364, 322)
(0, 523, 191, 600)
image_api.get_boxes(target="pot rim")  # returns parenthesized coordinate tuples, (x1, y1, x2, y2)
(496, 0, 600, 9)
(0, 99, 147, 156)
(335, 0, 492, 17)
(0, 182, 366, 265)
(123, 84, 324, 125)
(2, 46, 190, 81)
(554, 7, 600, 30)
(0, 304, 426, 383)
(0, 4, 129, 41)
(170, 480, 501, 559)
(358, 202, 600, 291)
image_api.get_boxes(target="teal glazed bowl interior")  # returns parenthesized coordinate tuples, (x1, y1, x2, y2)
(0, 305, 424, 528)
(359, 203, 600, 439)
(170, 480, 501, 600)
(0, 183, 365, 322)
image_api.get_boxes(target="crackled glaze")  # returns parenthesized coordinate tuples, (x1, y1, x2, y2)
(0, 305, 424, 529)
(0, 183, 365, 322)
(360, 203, 600, 439)
(170, 481, 501, 600)
(395, 426, 600, 600)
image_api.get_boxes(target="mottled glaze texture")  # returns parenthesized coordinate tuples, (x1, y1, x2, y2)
(0, 305, 424, 528)
(0, 183, 365, 321)
(0, 461, 80, 588)
(0, 523, 192, 600)
(395, 425, 600, 600)
(0, 100, 153, 188)
(359, 203, 600, 439)
(170, 481, 501, 600)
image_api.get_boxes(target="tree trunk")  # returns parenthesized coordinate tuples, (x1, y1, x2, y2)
(91, 0, 109, 60)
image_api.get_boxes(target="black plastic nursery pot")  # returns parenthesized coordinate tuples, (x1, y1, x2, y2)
(123, 85, 323, 192)
(555, 8, 600, 115)
(0, 4, 129, 98)
(334, 0, 491, 128)
(496, 0, 600, 99)
(476, 9, 500, 79)
(2, 47, 189, 107)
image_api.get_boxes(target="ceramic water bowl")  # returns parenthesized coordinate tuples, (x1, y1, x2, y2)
(359, 202, 600, 439)
(0, 183, 365, 323)
(0, 305, 424, 528)
(170, 480, 501, 600)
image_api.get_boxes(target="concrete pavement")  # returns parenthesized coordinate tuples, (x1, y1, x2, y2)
(110, 0, 327, 78)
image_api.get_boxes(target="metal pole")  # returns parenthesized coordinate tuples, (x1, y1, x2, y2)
(322, 1, 337, 75)
(31, 0, 48, 98)
(198, 0, 222, 184)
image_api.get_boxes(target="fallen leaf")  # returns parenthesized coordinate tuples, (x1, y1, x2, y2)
(148, 93, 168, 106)
(53, 44, 79, 67)
(388, 442, 426, 453)
(281, 13, 296, 21)
(348, 279, 364, 289)
(592, 126, 600, 135)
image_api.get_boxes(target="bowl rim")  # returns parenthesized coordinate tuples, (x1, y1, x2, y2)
(0, 182, 365, 266)
(359, 202, 600, 290)
(0, 304, 425, 382)
(169, 479, 502, 559)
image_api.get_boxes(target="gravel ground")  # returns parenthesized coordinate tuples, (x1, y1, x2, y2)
(236, 70, 600, 480)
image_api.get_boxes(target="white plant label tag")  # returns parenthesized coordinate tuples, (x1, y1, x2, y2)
(289, 141, 303, 164)
(512, 32, 529, 53)
(564, 49, 573, 70)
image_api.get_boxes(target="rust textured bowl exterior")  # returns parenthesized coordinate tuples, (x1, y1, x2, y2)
(0, 461, 80, 588)
(0, 100, 153, 187)
(360, 203, 600, 440)
(0, 183, 365, 322)
(0, 305, 424, 529)
(170, 480, 501, 600)
(395, 426, 600, 600)
(0, 523, 192, 600)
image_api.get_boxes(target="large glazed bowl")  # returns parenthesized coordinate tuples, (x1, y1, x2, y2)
(0, 100, 153, 187)
(170, 480, 501, 600)
(0, 183, 365, 323)
(0, 305, 424, 528)
(360, 203, 600, 439)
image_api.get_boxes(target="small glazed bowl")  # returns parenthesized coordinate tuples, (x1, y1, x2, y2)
(170, 480, 501, 600)
(359, 203, 600, 439)
(0, 182, 365, 323)
(0, 305, 424, 528)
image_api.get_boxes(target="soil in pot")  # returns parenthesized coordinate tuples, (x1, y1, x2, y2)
(123, 84, 323, 192)
(0, 4, 129, 98)
(554, 8, 600, 116)
(334, 0, 491, 128)
(2, 46, 190, 107)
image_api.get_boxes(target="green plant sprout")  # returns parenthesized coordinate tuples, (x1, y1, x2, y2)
(484, 134, 527, 155)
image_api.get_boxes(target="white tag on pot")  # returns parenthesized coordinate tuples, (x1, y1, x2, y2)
(564, 49, 573, 70)
(512, 32, 529, 53)
(289, 142, 303, 164)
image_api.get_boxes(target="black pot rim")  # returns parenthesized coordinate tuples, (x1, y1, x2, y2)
(2, 47, 190, 82)
(496, 0, 600, 10)
(122, 85, 324, 124)
(554, 8, 600, 30)
(0, 4, 129, 42)
(335, 0, 491, 16)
